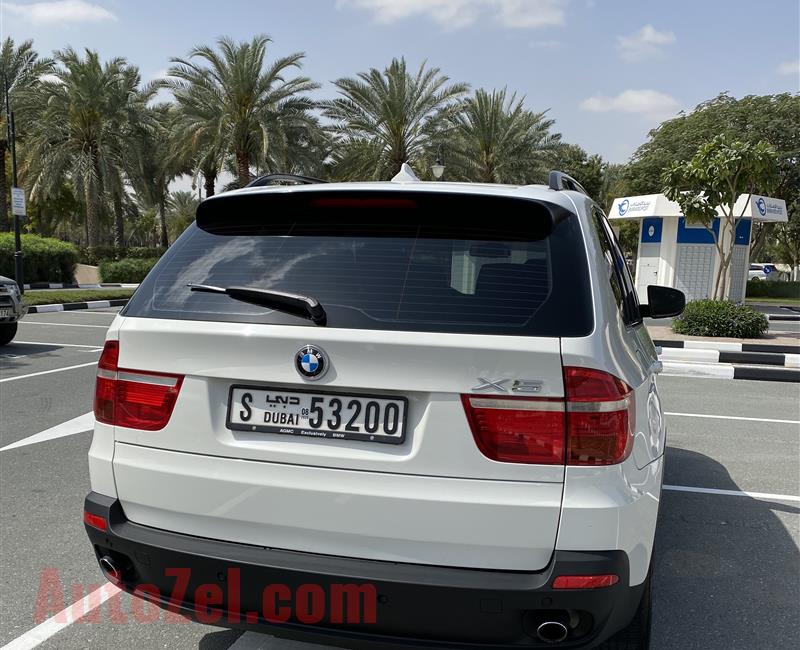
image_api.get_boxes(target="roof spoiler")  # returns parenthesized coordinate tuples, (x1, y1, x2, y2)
(195, 190, 568, 235)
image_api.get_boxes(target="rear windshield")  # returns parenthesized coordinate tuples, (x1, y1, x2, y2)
(123, 193, 593, 337)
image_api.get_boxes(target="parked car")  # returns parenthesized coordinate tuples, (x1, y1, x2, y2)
(0, 275, 26, 345)
(83, 169, 684, 649)
(748, 263, 779, 281)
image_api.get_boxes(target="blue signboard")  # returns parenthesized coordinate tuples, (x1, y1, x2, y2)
(735, 219, 752, 246)
(640, 217, 663, 243)
(676, 217, 719, 244)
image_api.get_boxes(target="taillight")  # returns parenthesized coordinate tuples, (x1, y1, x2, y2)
(460, 395, 565, 464)
(94, 340, 183, 431)
(461, 367, 634, 466)
(564, 367, 634, 466)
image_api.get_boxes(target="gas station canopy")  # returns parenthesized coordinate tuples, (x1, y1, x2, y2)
(607, 193, 787, 304)
(608, 193, 788, 222)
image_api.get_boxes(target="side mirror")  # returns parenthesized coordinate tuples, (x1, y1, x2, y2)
(640, 286, 685, 319)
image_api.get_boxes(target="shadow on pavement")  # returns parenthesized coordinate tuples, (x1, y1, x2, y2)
(653, 446, 800, 649)
(198, 629, 244, 649)
(0, 342, 92, 374)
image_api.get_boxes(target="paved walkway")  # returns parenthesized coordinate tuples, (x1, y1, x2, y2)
(647, 324, 799, 347)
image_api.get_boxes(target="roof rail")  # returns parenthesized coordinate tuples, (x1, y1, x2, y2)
(548, 170, 588, 196)
(246, 173, 328, 187)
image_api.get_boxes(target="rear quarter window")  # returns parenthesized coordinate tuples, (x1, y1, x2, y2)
(123, 192, 593, 337)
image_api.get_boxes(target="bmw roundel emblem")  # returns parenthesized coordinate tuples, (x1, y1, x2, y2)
(295, 345, 328, 380)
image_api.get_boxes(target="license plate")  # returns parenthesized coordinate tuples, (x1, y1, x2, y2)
(0, 308, 12, 318)
(227, 386, 408, 445)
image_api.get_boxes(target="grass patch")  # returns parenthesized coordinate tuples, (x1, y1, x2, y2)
(747, 297, 800, 307)
(23, 289, 134, 306)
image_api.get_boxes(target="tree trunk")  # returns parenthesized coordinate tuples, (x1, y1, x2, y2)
(157, 196, 168, 248)
(113, 193, 124, 252)
(235, 150, 251, 188)
(203, 171, 215, 198)
(85, 183, 100, 249)
(0, 139, 8, 232)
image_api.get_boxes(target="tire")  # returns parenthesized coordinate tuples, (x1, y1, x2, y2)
(0, 322, 18, 346)
(597, 568, 652, 650)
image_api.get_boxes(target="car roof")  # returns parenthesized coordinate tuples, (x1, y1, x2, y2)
(205, 180, 588, 214)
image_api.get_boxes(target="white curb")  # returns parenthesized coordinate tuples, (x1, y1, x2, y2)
(659, 348, 720, 363)
(661, 361, 736, 379)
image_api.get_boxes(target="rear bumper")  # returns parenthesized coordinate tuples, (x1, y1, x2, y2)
(85, 492, 645, 650)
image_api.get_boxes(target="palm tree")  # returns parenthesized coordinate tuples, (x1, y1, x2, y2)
(323, 58, 468, 180)
(165, 190, 199, 241)
(23, 48, 151, 248)
(1, 38, 54, 231)
(127, 104, 180, 247)
(167, 35, 319, 188)
(446, 88, 562, 184)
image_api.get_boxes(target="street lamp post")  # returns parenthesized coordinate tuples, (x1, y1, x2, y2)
(3, 74, 24, 294)
(431, 145, 445, 181)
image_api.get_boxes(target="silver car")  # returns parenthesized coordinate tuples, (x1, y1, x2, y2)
(0, 275, 26, 345)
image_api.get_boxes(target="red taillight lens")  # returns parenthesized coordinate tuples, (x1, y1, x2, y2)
(83, 510, 108, 532)
(462, 368, 634, 466)
(552, 574, 619, 589)
(565, 367, 634, 466)
(93, 340, 183, 431)
(94, 341, 119, 425)
(461, 395, 565, 464)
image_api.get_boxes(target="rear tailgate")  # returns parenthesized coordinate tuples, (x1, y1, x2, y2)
(109, 189, 593, 570)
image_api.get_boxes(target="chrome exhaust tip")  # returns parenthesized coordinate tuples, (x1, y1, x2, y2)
(99, 556, 122, 584)
(536, 620, 569, 644)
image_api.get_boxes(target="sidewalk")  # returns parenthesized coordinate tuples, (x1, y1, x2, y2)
(647, 324, 799, 349)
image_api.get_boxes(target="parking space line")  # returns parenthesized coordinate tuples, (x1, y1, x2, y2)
(0, 584, 121, 650)
(20, 322, 110, 329)
(13, 341, 105, 349)
(1, 412, 94, 452)
(665, 411, 800, 425)
(664, 484, 800, 503)
(0, 361, 98, 383)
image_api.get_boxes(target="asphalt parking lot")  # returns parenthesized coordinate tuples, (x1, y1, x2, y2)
(1, 308, 798, 650)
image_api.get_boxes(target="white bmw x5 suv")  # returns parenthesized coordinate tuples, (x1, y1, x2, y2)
(84, 169, 684, 649)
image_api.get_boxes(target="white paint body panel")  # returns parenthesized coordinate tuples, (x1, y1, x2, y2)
(113, 442, 564, 570)
(88, 181, 666, 581)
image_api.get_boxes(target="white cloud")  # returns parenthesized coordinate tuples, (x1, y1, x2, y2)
(580, 89, 681, 120)
(777, 60, 799, 76)
(337, 0, 566, 30)
(617, 24, 675, 62)
(3, 1, 116, 25)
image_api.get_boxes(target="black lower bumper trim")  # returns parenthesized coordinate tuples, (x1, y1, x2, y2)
(84, 492, 644, 649)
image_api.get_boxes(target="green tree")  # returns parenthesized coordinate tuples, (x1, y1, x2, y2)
(324, 58, 468, 180)
(625, 93, 800, 259)
(662, 136, 779, 299)
(167, 35, 319, 188)
(552, 143, 604, 201)
(127, 104, 180, 247)
(23, 48, 151, 248)
(165, 190, 199, 241)
(0, 38, 54, 231)
(445, 88, 560, 184)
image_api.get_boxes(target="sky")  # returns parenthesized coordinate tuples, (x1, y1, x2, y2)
(1, 0, 798, 169)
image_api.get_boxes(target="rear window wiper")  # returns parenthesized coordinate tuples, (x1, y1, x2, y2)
(188, 284, 327, 326)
